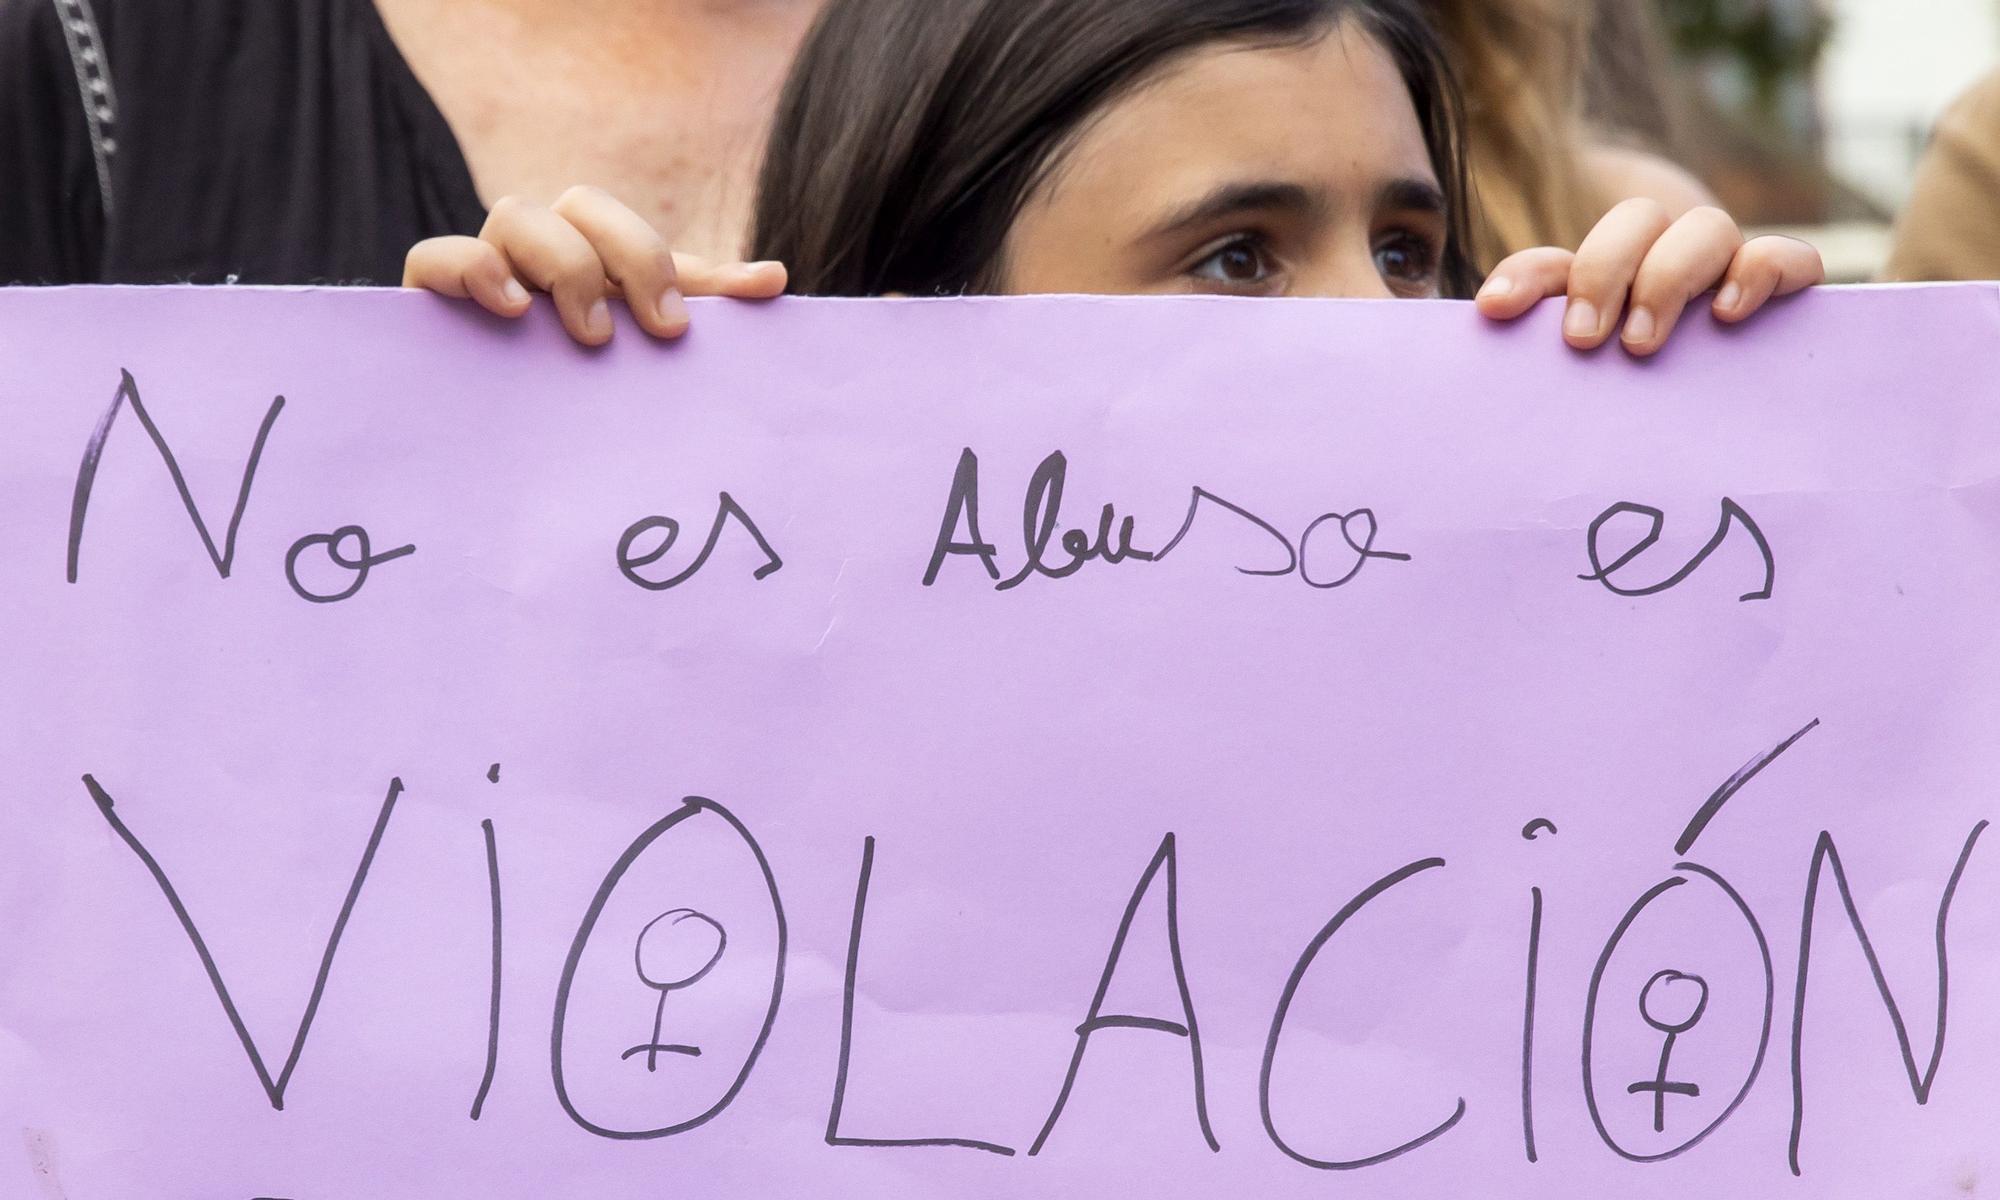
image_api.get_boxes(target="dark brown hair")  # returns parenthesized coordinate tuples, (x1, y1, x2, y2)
(750, 0, 1476, 297)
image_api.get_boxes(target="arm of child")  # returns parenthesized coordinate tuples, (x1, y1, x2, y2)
(1472, 200, 1824, 357)
(403, 186, 787, 346)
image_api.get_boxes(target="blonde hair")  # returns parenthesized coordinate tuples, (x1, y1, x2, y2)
(1424, 0, 1609, 271)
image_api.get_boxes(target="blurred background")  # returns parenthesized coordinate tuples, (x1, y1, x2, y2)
(1657, 0, 1994, 278)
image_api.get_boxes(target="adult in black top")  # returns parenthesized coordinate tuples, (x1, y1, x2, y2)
(0, 0, 485, 285)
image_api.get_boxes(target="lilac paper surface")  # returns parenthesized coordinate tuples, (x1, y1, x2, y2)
(2, 285, 1999, 1199)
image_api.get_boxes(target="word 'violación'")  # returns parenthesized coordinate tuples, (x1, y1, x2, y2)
(79, 736, 1988, 1177)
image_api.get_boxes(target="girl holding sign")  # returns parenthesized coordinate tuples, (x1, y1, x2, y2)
(405, 0, 1820, 356)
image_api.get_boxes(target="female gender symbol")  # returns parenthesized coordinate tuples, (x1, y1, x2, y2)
(622, 908, 728, 1072)
(1625, 969, 1710, 1133)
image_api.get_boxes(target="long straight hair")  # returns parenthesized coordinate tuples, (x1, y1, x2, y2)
(751, 0, 1476, 298)
(1422, 0, 1607, 271)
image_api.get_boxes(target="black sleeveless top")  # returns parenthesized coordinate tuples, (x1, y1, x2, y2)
(0, 0, 487, 285)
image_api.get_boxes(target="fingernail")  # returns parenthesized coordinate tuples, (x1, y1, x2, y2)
(1717, 281, 1743, 311)
(586, 298, 613, 340)
(501, 278, 530, 307)
(1622, 306, 1656, 345)
(1477, 274, 1513, 300)
(659, 288, 689, 329)
(1564, 300, 1599, 339)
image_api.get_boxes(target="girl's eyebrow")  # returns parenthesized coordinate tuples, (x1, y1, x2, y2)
(1378, 177, 1447, 215)
(1144, 176, 1446, 243)
(1142, 181, 1326, 242)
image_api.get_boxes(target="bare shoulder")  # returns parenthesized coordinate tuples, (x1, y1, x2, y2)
(1583, 142, 1718, 220)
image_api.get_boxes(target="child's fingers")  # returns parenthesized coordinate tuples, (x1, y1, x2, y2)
(550, 186, 691, 339)
(1474, 247, 1575, 320)
(671, 253, 790, 300)
(402, 236, 533, 318)
(1712, 236, 1826, 324)
(479, 197, 616, 346)
(1562, 197, 1673, 350)
(1619, 206, 1742, 357)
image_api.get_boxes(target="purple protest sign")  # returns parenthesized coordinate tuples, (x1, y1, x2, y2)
(1, 285, 1997, 1198)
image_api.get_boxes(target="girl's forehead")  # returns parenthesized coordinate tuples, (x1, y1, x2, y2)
(1039, 24, 1437, 211)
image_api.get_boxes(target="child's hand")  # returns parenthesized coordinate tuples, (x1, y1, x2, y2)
(403, 186, 788, 346)
(1472, 200, 1824, 356)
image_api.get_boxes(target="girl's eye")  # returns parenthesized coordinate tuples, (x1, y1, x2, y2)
(1374, 231, 1439, 291)
(1189, 237, 1277, 287)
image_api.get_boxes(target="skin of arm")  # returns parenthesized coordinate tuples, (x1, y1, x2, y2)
(1584, 142, 1720, 224)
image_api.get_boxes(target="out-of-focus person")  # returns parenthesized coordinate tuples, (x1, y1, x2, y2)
(1883, 70, 2000, 282)
(1427, 0, 1716, 271)
(0, 0, 818, 285)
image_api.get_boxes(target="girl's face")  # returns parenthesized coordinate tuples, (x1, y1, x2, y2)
(999, 22, 1448, 299)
